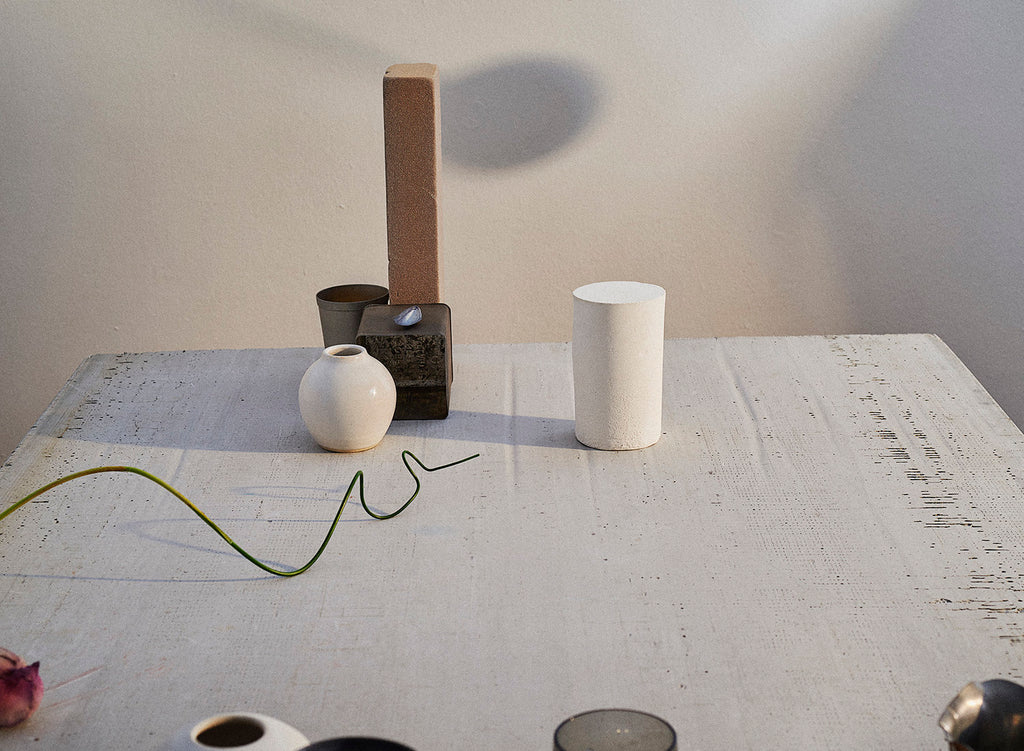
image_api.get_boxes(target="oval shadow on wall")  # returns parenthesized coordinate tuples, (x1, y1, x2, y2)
(441, 57, 601, 171)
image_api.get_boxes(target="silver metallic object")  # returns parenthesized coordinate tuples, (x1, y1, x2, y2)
(939, 679, 1024, 750)
(393, 305, 422, 327)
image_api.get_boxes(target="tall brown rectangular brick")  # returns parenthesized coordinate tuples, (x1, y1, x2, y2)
(383, 63, 443, 304)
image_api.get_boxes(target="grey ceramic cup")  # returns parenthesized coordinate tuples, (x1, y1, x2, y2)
(316, 284, 389, 346)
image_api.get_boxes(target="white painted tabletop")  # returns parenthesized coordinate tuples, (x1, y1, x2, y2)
(2, 335, 1023, 749)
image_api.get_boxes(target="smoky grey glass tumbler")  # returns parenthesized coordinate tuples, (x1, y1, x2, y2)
(554, 709, 676, 751)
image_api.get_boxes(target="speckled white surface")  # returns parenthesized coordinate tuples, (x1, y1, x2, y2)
(2, 336, 1024, 750)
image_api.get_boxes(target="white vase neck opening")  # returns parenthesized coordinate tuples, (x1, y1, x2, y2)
(324, 344, 367, 358)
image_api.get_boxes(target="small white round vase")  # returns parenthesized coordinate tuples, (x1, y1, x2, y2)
(299, 344, 397, 452)
(166, 712, 309, 751)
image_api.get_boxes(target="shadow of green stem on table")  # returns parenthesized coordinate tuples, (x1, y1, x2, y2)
(0, 450, 480, 577)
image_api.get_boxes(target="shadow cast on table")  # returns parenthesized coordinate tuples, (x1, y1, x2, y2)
(43, 407, 583, 453)
(0, 570, 273, 585)
(0, 514, 367, 583)
(386, 411, 582, 450)
(232, 484, 428, 518)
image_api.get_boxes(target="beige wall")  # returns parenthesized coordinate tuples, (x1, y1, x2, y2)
(3, 1, 1023, 461)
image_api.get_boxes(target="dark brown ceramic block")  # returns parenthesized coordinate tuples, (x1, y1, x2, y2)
(357, 304, 452, 420)
(383, 63, 443, 305)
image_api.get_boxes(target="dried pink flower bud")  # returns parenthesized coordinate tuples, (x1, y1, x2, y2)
(0, 648, 43, 728)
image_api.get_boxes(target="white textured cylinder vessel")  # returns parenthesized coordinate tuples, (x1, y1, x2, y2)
(572, 281, 666, 450)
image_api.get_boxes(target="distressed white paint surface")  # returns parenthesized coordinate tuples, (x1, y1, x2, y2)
(1, 336, 1023, 749)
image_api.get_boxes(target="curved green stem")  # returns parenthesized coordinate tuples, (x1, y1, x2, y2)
(0, 450, 479, 577)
